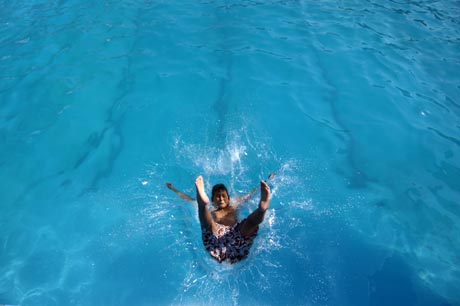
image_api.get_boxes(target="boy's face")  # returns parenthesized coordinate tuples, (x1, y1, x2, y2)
(212, 190, 230, 209)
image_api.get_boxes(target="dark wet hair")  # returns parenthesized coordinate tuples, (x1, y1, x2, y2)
(211, 184, 229, 199)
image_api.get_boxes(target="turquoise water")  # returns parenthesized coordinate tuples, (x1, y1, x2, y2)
(1, 0, 459, 305)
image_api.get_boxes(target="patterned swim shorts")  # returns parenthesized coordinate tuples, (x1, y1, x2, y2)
(202, 219, 258, 264)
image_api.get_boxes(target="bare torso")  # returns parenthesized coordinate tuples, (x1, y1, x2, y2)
(211, 206, 237, 226)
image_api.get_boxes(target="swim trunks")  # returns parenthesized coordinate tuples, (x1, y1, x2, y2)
(202, 219, 258, 264)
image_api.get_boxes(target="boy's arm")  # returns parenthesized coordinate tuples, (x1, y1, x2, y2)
(232, 185, 258, 206)
(165, 182, 195, 202)
(232, 173, 276, 206)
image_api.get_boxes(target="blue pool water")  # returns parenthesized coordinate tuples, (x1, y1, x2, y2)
(1, 1, 459, 305)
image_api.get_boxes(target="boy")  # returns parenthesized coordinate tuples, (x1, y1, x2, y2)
(166, 175, 271, 263)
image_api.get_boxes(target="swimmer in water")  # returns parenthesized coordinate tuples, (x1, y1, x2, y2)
(165, 174, 273, 263)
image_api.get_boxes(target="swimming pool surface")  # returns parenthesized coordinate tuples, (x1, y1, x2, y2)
(1, 1, 459, 305)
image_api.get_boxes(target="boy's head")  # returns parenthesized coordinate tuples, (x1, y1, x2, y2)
(211, 184, 230, 209)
